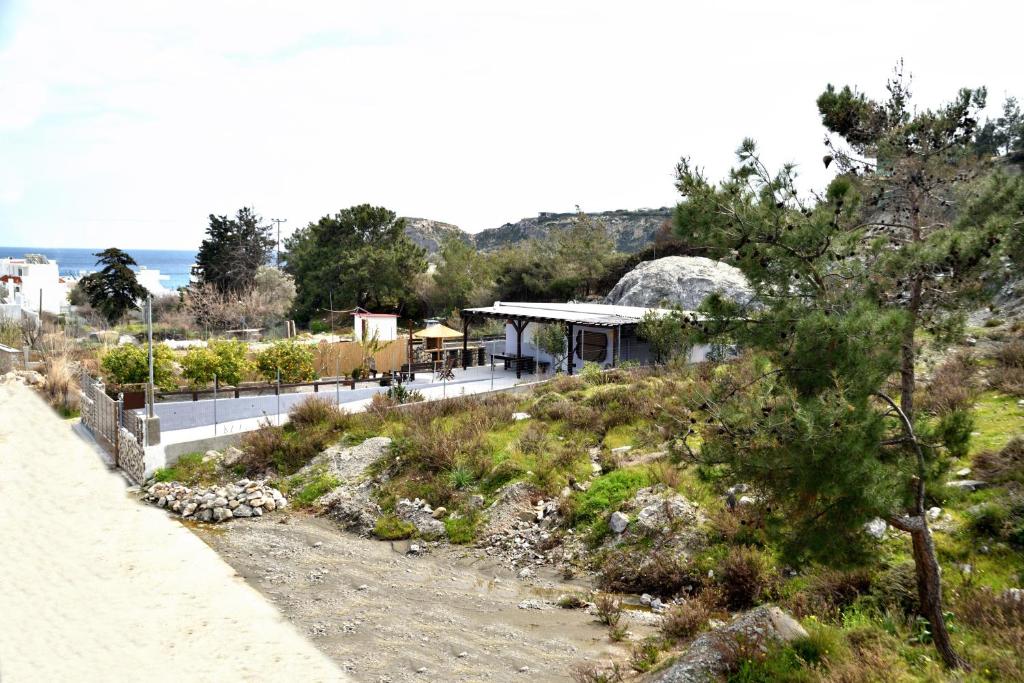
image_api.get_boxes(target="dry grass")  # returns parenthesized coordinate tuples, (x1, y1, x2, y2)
(661, 589, 723, 641)
(989, 337, 1024, 396)
(918, 351, 978, 415)
(716, 545, 775, 610)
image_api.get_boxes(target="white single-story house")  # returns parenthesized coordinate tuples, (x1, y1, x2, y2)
(352, 310, 398, 343)
(462, 301, 711, 377)
(0, 254, 63, 315)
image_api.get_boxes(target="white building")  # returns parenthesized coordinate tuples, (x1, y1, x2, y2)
(0, 254, 64, 315)
(352, 310, 398, 343)
(463, 301, 712, 377)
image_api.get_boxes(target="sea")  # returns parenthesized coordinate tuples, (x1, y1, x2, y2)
(0, 247, 197, 290)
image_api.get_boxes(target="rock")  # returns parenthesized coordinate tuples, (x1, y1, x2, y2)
(737, 495, 757, 507)
(431, 506, 448, 520)
(222, 446, 245, 467)
(947, 479, 988, 491)
(518, 567, 533, 579)
(640, 594, 653, 606)
(655, 606, 807, 683)
(202, 449, 223, 464)
(457, 652, 469, 658)
(956, 467, 972, 477)
(309, 436, 393, 483)
(468, 494, 485, 510)
(233, 504, 253, 518)
(322, 487, 382, 536)
(252, 506, 263, 517)
(408, 543, 422, 555)
(197, 508, 213, 523)
(396, 498, 445, 538)
(512, 412, 531, 421)
(313, 541, 323, 548)
(591, 462, 603, 475)
(212, 507, 232, 523)
(182, 502, 197, 517)
(927, 506, 942, 520)
(609, 511, 630, 534)
(865, 518, 887, 539)
(635, 494, 702, 535)
(605, 256, 753, 309)
(650, 598, 666, 613)
(517, 599, 546, 610)
(610, 445, 632, 456)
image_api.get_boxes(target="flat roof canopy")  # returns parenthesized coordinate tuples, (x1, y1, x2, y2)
(462, 301, 687, 328)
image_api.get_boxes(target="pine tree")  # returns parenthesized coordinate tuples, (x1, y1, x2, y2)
(196, 207, 275, 293)
(674, 70, 1007, 669)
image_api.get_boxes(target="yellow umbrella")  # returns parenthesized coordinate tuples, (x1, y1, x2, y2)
(412, 323, 464, 339)
(413, 323, 464, 351)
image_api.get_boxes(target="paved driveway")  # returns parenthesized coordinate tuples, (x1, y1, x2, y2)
(0, 382, 346, 682)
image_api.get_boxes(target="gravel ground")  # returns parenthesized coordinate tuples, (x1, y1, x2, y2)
(194, 514, 653, 682)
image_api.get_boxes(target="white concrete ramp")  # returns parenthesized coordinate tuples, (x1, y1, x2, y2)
(0, 383, 346, 682)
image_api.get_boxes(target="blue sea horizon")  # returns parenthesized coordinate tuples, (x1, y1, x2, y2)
(0, 246, 197, 291)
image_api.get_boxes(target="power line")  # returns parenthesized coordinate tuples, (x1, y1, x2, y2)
(270, 218, 287, 268)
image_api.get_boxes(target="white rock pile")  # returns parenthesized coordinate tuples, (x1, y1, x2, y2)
(144, 478, 287, 523)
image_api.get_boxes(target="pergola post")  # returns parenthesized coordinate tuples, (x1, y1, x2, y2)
(566, 323, 574, 375)
(514, 319, 526, 379)
(612, 326, 619, 367)
(462, 316, 470, 369)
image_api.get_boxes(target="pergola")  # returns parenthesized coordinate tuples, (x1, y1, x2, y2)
(461, 301, 671, 377)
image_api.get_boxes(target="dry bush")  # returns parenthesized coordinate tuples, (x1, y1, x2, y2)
(289, 396, 348, 431)
(570, 662, 623, 683)
(599, 547, 701, 596)
(990, 338, 1024, 396)
(661, 589, 723, 641)
(594, 594, 624, 627)
(43, 354, 79, 414)
(918, 352, 978, 415)
(785, 567, 873, 621)
(974, 437, 1024, 485)
(649, 460, 683, 489)
(954, 587, 1024, 680)
(716, 545, 775, 610)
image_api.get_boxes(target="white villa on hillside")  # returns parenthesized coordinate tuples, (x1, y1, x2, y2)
(462, 301, 711, 377)
(0, 254, 64, 316)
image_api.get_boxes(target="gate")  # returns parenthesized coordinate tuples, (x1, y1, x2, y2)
(80, 371, 146, 484)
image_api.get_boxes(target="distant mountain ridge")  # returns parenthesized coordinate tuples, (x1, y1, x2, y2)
(403, 207, 673, 256)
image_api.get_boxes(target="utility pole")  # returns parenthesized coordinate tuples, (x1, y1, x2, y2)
(147, 294, 155, 418)
(270, 218, 288, 268)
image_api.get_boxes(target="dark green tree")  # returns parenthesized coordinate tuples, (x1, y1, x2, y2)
(432, 234, 494, 314)
(196, 207, 274, 293)
(674, 72, 1006, 669)
(637, 308, 688, 363)
(79, 248, 147, 325)
(284, 205, 427, 323)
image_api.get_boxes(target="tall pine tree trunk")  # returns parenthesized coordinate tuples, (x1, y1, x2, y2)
(910, 521, 966, 669)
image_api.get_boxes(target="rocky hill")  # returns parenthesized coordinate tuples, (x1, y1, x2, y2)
(404, 208, 675, 256)
(402, 217, 468, 257)
(474, 208, 673, 253)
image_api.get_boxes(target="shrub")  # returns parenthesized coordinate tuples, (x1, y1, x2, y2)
(919, 352, 977, 415)
(595, 593, 623, 627)
(558, 594, 588, 609)
(43, 352, 79, 416)
(661, 591, 720, 641)
(255, 340, 316, 383)
(717, 546, 774, 610)
(180, 340, 251, 387)
(374, 515, 416, 540)
(100, 343, 177, 390)
(967, 500, 1010, 537)
(289, 396, 346, 431)
(629, 637, 662, 673)
(571, 468, 651, 525)
(866, 561, 918, 616)
(238, 422, 287, 473)
(581, 360, 605, 385)
(385, 382, 424, 404)
(785, 567, 873, 621)
(975, 436, 1024, 485)
(990, 338, 1024, 395)
(599, 547, 700, 596)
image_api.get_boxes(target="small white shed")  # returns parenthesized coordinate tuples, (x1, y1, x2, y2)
(352, 311, 398, 343)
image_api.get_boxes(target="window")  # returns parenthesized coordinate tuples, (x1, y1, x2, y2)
(575, 330, 607, 363)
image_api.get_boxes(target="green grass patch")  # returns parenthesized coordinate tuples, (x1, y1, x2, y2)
(444, 513, 479, 544)
(291, 471, 340, 508)
(969, 391, 1024, 456)
(153, 452, 219, 487)
(572, 467, 651, 525)
(374, 514, 416, 540)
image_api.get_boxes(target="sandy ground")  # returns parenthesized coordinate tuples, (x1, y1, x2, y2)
(194, 515, 656, 682)
(0, 382, 346, 682)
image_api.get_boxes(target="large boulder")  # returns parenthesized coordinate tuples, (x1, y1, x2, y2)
(656, 605, 808, 683)
(604, 256, 752, 310)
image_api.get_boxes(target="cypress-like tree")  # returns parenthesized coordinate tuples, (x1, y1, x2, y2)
(674, 71, 1009, 669)
(195, 207, 275, 293)
(79, 248, 147, 325)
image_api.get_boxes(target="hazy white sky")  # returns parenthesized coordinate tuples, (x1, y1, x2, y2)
(0, 0, 1020, 250)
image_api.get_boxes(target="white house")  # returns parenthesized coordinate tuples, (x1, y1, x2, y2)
(0, 254, 64, 315)
(463, 301, 712, 377)
(352, 310, 398, 343)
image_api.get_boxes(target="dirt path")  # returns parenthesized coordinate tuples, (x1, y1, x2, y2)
(0, 383, 345, 682)
(195, 515, 650, 682)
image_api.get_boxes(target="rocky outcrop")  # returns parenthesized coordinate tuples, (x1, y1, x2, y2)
(656, 605, 808, 683)
(403, 217, 468, 256)
(143, 479, 286, 523)
(310, 437, 393, 535)
(475, 208, 673, 253)
(604, 256, 753, 310)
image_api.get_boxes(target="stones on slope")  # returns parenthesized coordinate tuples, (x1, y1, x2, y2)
(864, 518, 887, 539)
(314, 436, 393, 482)
(609, 511, 630, 534)
(655, 606, 807, 683)
(396, 498, 445, 538)
(143, 478, 286, 523)
(479, 481, 561, 570)
(946, 479, 988, 491)
(604, 256, 754, 309)
(309, 437, 393, 535)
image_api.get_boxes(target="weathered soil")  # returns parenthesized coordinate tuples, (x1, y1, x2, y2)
(193, 513, 656, 682)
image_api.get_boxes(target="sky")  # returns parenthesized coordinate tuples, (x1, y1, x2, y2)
(0, 0, 1020, 250)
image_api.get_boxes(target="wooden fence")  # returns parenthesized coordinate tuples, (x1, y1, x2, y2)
(314, 338, 408, 376)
